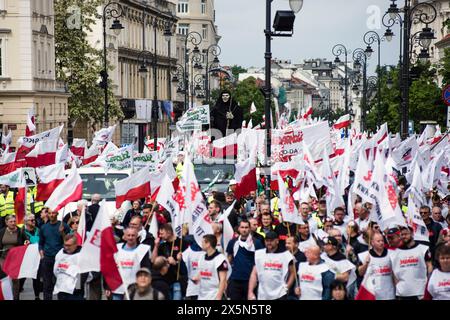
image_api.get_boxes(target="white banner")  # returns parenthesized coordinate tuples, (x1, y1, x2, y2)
(133, 152, 158, 171)
(176, 105, 210, 133)
(18, 125, 63, 149)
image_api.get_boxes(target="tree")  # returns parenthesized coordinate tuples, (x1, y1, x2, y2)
(54, 0, 123, 131)
(230, 65, 248, 82)
(232, 77, 266, 126)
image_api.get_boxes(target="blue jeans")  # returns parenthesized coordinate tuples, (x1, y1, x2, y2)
(112, 293, 124, 300)
(170, 282, 182, 300)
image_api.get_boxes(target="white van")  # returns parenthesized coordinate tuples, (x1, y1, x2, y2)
(63, 166, 132, 220)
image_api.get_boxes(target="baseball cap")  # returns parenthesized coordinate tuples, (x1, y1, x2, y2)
(136, 268, 151, 276)
(323, 236, 338, 246)
(229, 179, 237, 186)
(386, 227, 400, 237)
(265, 231, 278, 240)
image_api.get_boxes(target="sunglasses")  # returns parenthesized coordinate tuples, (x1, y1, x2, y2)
(71, 222, 79, 225)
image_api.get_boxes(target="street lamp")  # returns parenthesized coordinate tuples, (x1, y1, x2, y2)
(202, 44, 222, 104)
(363, 30, 382, 126)
(101, 1, 124, 127)
(332, 44, 349, 136)
(383, 0, 437, 139)
(183, 32, 203, 110)
(353, 48, 369, 132)
(264, 0, 304, 200)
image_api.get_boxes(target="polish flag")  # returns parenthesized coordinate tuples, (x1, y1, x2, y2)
(1, 130, 12, 150)
(0, 151, 17, 175)
(277, 174, 303, 225)
(2, 244, 41, 279)
(303, 106, 313, 119)
(333, 114, 351, 130)
(25, 139, 58, 168)
(114, 166, 151, 209)
(78, 201, 123, 291)
(35, 163, 65, 201)
(45, 162, 83, 213)
(82, 143, 101, 165)
(355, 270, 376, 300)
(234, 157, 257, 200)
(70, 139, 87, 158)
(212, 133, 238, 158)
(25, 108, 36, 137)
(0, 277, 13, 300)
(0, 169, 27, 225)
(148, 159, 177, 201)
(93, 125, 116, 144)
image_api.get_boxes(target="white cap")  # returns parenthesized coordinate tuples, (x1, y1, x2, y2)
(229, 179, 237, 185)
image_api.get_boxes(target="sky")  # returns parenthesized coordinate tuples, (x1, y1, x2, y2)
(214, 0, 401, 75)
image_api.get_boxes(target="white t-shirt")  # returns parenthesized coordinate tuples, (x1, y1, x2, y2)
(53, 249, 82, 295)
(182, 247, 204, 297)
(426, 269, 450, 300)
(298, 235, 317, 253)
(297, 262, 330, 300)
(114, 244, 150, 294)
(366, 250, 395, 300)
(197, 252, 228, 300)
(254, 249, 293, 300)
(390, 243, 429, 297)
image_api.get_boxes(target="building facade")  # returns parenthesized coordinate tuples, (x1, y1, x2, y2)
(174, 0, 221, 108)
(0, 0, 69, 147)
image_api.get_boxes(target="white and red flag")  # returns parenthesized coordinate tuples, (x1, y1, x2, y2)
(93, 125, 116, 144)
(355, 269, 376, 300)
(25, 139, 58, 168)
(1, 130, 12, 150)
(82, 143, 101, 165)
(70, 139, 87, 158)
(16, 125, 63, 163)
(148, 158, 177, 200)
(333, 114, 351, 130)
(2, 244, 41, 279)
(212, 133, 238, 158)
(114, 166, 151, 209)
(302, 106, 313, 119)
(25, 107, 36, 137)
(277, 174, 303, 224)
(234, 156, 257, 200)
(45, 162, 83, 213)
(156, 174, 183, 237)
(0, 277, 13, 300)
(35, 163, 65, 201)
(78, 200, 123, 291)
(0, 150, 17, 175)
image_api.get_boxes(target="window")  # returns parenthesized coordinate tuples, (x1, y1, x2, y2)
(202, 24, 208, 39)
(178, 23, 189, 36)
(178, 0, 188, 14)
(201, 0, 206, 14)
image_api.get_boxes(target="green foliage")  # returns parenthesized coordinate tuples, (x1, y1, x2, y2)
(54, 0, 123, 128)
(232, 77, 265, 125)
(230, 65, 247, 81)
(312, 107, 346, 124)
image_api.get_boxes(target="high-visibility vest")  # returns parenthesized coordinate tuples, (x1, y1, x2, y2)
(271, 197, 280, 218)
(176, 162, 183, 179)
(256, 225, 275, 238)
(311, 212, 325, 229)
(27, 187, 44, 215)
(0, 191, 15, 217)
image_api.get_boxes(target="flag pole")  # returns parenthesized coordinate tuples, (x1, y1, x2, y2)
(143, 202, 155, 230)
(176, 231, 184, 281)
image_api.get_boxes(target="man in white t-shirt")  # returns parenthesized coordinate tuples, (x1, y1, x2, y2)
(193, 234, 228, 300)
(248, 231, 295, 300)
(390, 226, 432, 300)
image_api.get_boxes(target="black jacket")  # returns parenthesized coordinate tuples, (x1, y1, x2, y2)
(151, 271, 170, 300)
(0, 227, 27, 251)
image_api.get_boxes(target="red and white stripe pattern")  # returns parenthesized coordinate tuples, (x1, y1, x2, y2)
(25, 139, 58, 168)
(333, 114, 351, 130)
(212, 133, 237, 158)
(82, 143, 101, 165)
(70, 139, 86, 158)
(355, 270, 376, 300)
(234, 157, 257, 200)
(1, 130, 12, 150)
(35, 163, 65, 201)
(78, 201, 123, 291)
(2, 244, 41, 279)
(0, 150, 17, 176)
(302, 106, 313, 119)
(114, 166, 151, 209)
(45, 163, 83, 213)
